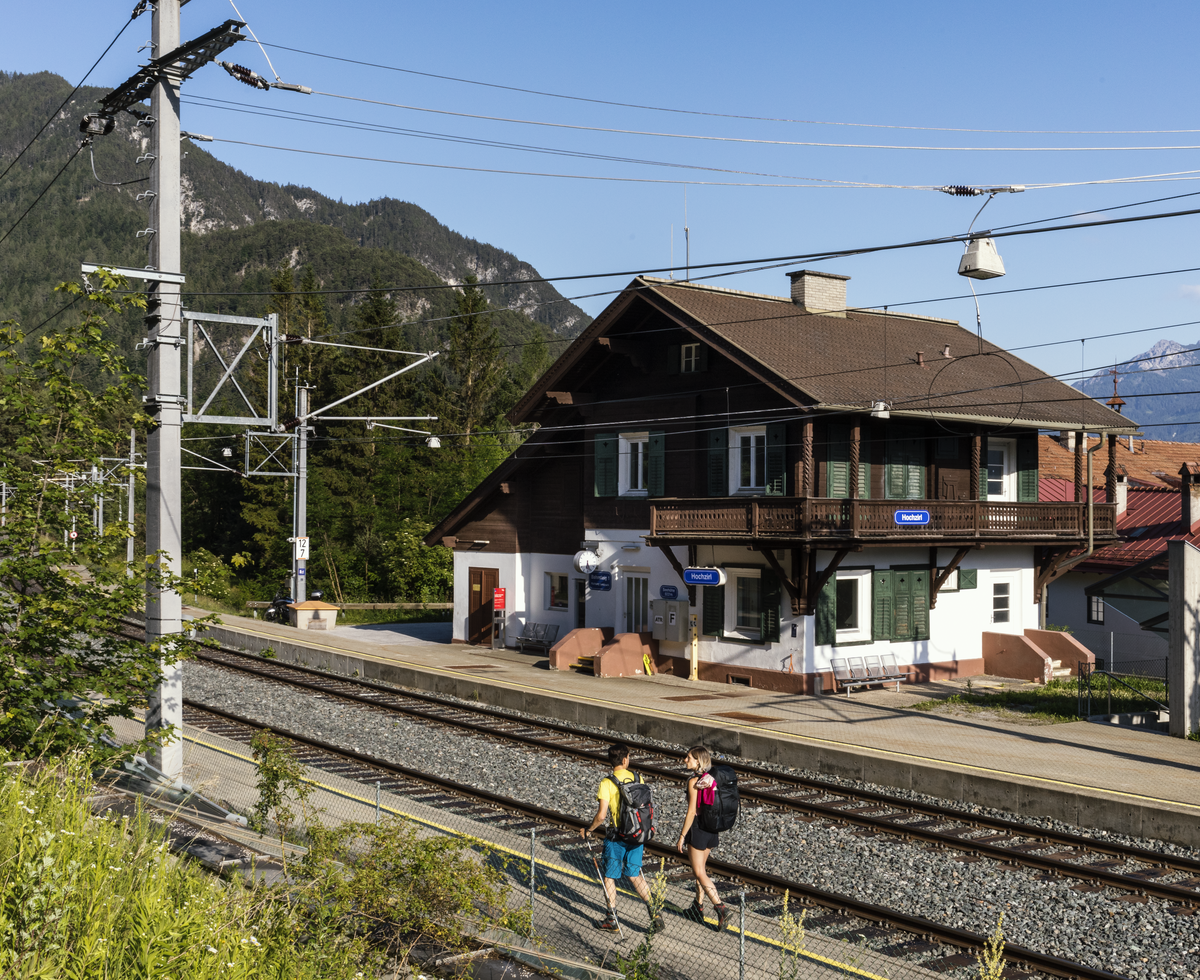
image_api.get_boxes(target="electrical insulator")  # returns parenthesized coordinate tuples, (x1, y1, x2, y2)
(940, 185, 982, 197)
(218, 61, 270, 91)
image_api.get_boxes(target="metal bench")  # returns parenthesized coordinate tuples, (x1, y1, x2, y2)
(830, 654, 908, 695)
(515, 622, 560, 655)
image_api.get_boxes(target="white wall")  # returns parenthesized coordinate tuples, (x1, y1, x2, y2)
(1047, 572, 1168, 661)
(450, 550, 520, 643)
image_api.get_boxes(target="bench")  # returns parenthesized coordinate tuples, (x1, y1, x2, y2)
(830, 653, 909, 695)
(515, 622, 560, 655)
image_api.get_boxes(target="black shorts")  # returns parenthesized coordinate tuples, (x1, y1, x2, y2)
(685, 825, 719, 851)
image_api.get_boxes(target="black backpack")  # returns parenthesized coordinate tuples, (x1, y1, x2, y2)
(696, 765, 739, 834)
(604, 773, 655, 845)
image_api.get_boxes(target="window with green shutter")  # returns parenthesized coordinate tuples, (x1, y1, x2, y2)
(872, 567, 932, 641)
(827, 424, 850, 498)
(815, 574, 837, 646)
(978, 434, 989, 500)
(958, 568, 977, 589)
(885, 425, 925, 500)
(702, 584, 725, 636)
(765, 423, 787, 495)
(647, 431, 666, 497)
(594, 433, 617, 497)
(872, 569, 894, 641)
(1016, 433, 1038, 502)
(760, 570, 782, 641)
(707, 429, 728, 496)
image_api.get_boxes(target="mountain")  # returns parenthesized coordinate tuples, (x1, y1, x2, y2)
(1076, 338, 1200, 441)
(0, 69, 590, 348)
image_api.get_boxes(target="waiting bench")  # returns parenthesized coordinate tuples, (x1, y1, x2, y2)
(516, 622, 560, 655)
(830, 654, 909, 695)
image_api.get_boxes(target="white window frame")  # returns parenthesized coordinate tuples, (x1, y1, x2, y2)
(728, 426, 767, 495)
(681, 342, 701, 373)
(834, 568, 872, 645)
(986, 438, 1017, 501)
(724, 567, 762, 639)
(618, 431, 650, 496)
(545, 571, 569, 611)
(1087, 594, 1105, 625)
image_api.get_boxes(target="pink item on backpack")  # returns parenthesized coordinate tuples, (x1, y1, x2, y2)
(696, 772, 716, 806)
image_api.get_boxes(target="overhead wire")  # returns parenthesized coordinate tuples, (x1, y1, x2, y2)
(0, 142, 87, 250)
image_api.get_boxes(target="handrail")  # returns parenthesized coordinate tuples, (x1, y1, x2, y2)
(1077, 661, 1169, 718)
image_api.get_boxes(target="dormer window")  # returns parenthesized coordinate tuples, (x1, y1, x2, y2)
(681, 343, 702, 373)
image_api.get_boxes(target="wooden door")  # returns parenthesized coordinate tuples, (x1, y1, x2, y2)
(468, 567, 499, 645)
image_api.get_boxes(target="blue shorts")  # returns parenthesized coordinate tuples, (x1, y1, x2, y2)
(601, 837, 644, 880)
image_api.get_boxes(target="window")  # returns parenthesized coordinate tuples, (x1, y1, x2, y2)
(816, 567, 919, 646)
(832, 568, 872, 644)
(711, 424, 785, 496)
(986, 439, 1015, 501)
(545, 572, 568, 610)
(1088, 595, 1105, 625)
(619, 432, 649, 495)
(937, 568, 959, 592)
(681, 343, 701, 373)
(701, 569, 781, 642)
(835, 579, 857, 630)
(992, 582, 1010, 623)
(730, 428, 766, 492)
(885, 426, 925, 500)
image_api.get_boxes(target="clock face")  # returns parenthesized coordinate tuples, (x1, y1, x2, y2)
(574, 550, 600, 574)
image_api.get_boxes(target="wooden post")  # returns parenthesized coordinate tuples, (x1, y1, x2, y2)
(1106, 434, 1117, 503)
(802, 419, 814, 497)
(849, 421, 861, 500)
(970, 429, 981, 500)
(1074, 432, 1084, 503)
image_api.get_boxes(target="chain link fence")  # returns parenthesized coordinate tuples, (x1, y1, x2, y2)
(109, 717, 976, 980)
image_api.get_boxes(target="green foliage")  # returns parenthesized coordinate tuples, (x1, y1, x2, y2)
(443, 274, 503, 443)
(0, 275, 210, 759)
(615, 860, 669, 980)
(380, 518, 453, 601)
(911, 674, 1167, 723)
(778, 890, 808, 980)
(0, 758, 363, 979)
(249, 730, 318, 865)
(1044, 623, 1074, 633)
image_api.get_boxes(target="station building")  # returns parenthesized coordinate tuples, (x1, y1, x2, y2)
(425, 271, 1135, 693)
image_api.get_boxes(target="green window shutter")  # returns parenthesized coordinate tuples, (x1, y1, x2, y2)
(760, 570, 782, 642)
(979, 434, 988, 501)
(906, 447, 925, 499)
(697, 344, 709, 372)
(911, 568, 930, 641)
(827, 424, 850, 498)
(594, 433, 618, 497)
(765, 423, 787, 495)
(707, 429, 728, 497)
(647, 431, 666, 497)
(815, 573, 837, 646)
(958, 568, 977, 590)
(667, 345, 680, 375)
(858, 461, 871, 500)
(886, 426, 924, 500)
(872, 569, 893, 641)
(1017, 433, 1038, 502)
(893, 570, 914, 641)
(702, 584, 725, 636)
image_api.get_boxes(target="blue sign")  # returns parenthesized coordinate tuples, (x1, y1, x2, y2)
(298, 568, 306, 576)
(894, 509, 931, 526)
(588, 570, 612, 591)
(682, 567, 728, 587)
(659, 584, 679, 600)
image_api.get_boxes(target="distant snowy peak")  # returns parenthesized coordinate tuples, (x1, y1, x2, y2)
(1080, 338, 1200, 391)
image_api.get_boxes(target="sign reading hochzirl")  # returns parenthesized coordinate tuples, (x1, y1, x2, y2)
(894, 509, 931, 526)
(682, 567, 728, 586)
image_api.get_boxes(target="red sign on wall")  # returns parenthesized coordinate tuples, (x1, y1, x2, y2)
(492, 587, 506, 611)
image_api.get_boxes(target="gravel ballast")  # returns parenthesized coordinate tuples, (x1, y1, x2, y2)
(184, 662, 1199, 979)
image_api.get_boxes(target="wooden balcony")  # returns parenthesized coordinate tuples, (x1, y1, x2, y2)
(647, 497, 1118, 546)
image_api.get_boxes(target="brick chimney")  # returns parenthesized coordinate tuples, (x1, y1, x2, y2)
(787, 269, 849, 317)
(1180, 463, 1200, 532)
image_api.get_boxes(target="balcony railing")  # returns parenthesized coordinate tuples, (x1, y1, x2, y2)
(648, 497, 1117, 543)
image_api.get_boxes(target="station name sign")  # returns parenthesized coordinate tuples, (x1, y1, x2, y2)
(894, 509, 931, 526)
(682, 567, 728, 586)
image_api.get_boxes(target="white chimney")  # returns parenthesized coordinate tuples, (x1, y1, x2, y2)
(1180, 463, 1200, 533)
(787, 269, 850, 317)
(1059, 431, 1076, 452)
(1115, 469, 1128, 517)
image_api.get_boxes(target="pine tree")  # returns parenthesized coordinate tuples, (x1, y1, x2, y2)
(445, 274, 502, 445)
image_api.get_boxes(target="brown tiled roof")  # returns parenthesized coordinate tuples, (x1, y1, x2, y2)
(1039, 433, 1200, 488)
(642, 279, 1133, 431)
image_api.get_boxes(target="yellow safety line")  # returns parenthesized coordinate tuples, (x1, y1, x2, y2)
(181, 728, 886, 978)
(218, 622, 1200, 813)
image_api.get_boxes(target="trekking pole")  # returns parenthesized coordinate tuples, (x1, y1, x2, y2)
(587, 840, 624, 940)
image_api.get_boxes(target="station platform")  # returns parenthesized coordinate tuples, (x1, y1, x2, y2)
(189, 609, 1200, 849)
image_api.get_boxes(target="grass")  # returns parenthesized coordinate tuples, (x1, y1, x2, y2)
(185, 596, 451, 626)
(910, 675, 1168, 724)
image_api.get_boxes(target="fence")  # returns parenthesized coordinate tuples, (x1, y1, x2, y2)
(108, 717, 972, 980)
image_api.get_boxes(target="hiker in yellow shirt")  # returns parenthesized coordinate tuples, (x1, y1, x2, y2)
(580, 742, 663, 933)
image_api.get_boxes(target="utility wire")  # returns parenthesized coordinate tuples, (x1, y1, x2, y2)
(0, 15, 136, 187)
(0, 142, 86, 250)
(254, 41, 1200, 137)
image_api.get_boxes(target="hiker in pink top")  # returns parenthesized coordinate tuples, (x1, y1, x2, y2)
(675, 745, 728, 930)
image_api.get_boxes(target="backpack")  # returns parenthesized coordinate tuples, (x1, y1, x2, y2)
(604, 773, 655, 845)
(696, 765, 739, 834)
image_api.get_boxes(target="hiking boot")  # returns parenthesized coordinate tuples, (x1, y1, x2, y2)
(595, 913, 620, 932)
(715, 903, 730, 931)
(649, 911, 665, 933)
(687, 898, 705, 922)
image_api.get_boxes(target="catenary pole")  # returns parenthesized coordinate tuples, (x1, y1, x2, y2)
(127, 429, 136, 572)
(144, 0, 185, 781)
(295, 384, 309, 603)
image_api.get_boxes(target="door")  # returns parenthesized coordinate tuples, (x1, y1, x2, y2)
(575, 578, 587, 630)
(625, 573, 650, 633)
(468, 566, 499, 646)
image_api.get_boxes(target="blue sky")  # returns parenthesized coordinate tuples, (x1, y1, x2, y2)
(7, 1, 1200, 400)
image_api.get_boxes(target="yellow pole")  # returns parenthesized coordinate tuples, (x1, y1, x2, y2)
(689, 614, 699, 682)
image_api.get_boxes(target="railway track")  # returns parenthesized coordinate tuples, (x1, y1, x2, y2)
(189, 643, 1200, 910)
(181, 699, 1128, 980)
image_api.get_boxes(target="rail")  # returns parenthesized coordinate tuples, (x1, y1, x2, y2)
(1077, 661, 1169, 718)
(649, 497, 1117, 542)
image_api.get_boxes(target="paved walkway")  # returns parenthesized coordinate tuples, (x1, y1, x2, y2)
(190, 609, 1200, 846)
